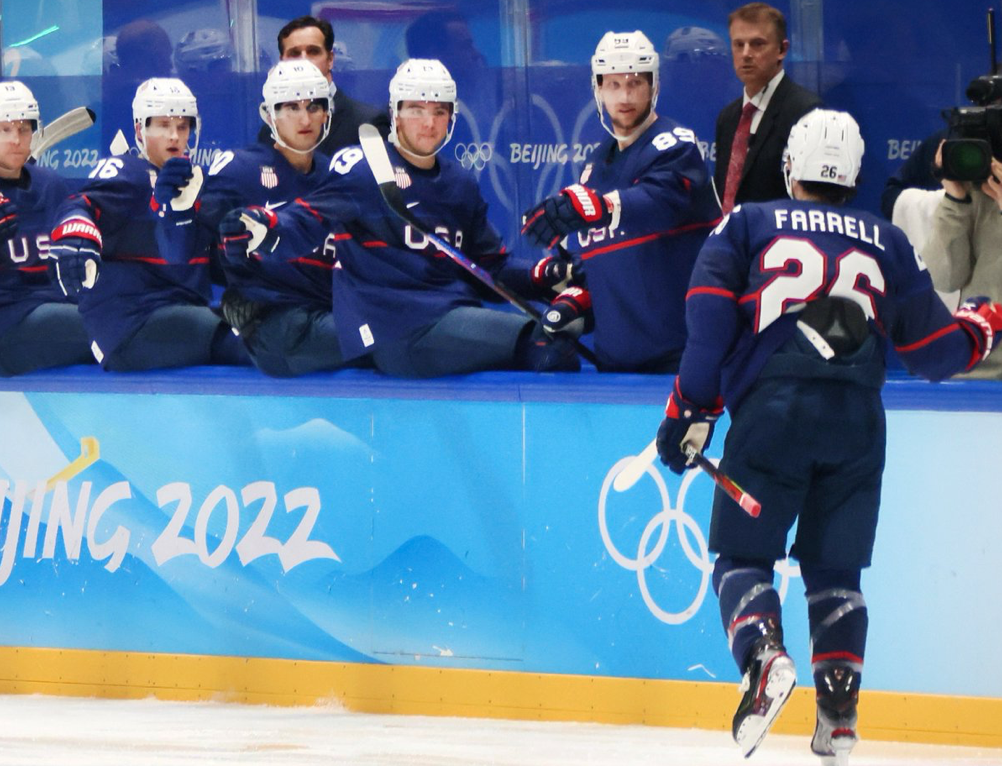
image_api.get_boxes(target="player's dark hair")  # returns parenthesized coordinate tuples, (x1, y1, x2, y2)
(728, 2, 787, 43)
(798, 179, 857, 205)
(277, 16, 334, 55)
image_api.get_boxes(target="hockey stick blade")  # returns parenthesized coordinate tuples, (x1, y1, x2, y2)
(613, 438, 658, 492)
(358, 124, 599, 367)
(684, 446, 761, 517)
(30, 107, 96, 160)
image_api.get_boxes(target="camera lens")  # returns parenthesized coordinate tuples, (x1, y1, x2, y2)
(952, 143, 988, 174)
(942, 139, 992, 181)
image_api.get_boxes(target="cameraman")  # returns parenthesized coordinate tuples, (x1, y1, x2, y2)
(919, 145, 1002, 379)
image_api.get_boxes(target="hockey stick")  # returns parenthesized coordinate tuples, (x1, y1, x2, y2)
(358, 123, 600, 367)
(685, 446, 761, 518)
(612, 438, 658, 491)
(612, 439, 761, 517)
(30, 107, 96, 160)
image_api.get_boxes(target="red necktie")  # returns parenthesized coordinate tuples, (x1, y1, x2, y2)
(722, 101, 757, 214)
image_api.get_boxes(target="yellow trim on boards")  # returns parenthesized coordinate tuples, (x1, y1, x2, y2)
(0, 647, 999, 748)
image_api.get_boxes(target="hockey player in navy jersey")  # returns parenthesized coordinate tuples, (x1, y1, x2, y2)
(159, 60, 354, 377)
(221, 59, 578, 377)
(521, 30, 720, 372)
(48, 78, 247, 371)
(0, 81, 92, 375)
(655, 109, 1002, 763)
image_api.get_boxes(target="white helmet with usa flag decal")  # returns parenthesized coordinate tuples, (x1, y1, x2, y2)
(388, 58, 457, 156)
(260, 60, 332, 154)
(783, 108, 864, 198)
(132, 77, 200, 160)
(591, 31, 660, 140)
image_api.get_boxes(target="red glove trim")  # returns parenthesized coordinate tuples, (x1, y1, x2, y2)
(665, 378, 724, 418)
(246, 205, 278, 228)
(52, 217, 103, 248)
(554, 286, 592, 311)
(562, 184, 606, 224)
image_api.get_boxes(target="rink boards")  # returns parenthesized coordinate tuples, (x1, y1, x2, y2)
(0, 367, 999, 746)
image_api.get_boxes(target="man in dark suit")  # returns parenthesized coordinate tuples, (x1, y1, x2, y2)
(715, 3, 821, 212)
(258, 16, 390, 154)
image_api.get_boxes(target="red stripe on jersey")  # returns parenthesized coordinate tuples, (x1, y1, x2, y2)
(895, 323, 960, 353)
(294, 198, 325, 222)
(580, 219, 721, 260)
(291, 257, 334, 269)
(332, 233, 352, 241)
(362, 241, 388, 248)
(18, 266, 49, 273)
(77, 194, 101, 221)
(811, 650, 863, 665)
(686, 286, 736, 301)
(113, 255, 169, 264)
(190, 257, 209, 264)
(521, 207, 545, 233)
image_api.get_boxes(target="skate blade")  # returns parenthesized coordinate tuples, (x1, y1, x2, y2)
(818, 733, 855, 766)
(735, 657, 797, 757)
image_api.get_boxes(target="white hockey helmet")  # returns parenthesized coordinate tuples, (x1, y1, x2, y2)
(0, 80, 41, 132)
(591, 31, 659, 138)
(260, 60, 333, 154)
(388, 58, 458, 156)
(783, 108, 864, 198)
(132, 77, 200, 160)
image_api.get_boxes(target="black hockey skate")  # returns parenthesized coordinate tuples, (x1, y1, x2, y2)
(732, 635, 797, 757)
(811, 706, 857, 766)
(811, 664, 859, 766)
(221, 288, 265, 340)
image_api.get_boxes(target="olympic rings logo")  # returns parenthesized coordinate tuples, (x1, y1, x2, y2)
(454, 142, 493, 171)
(599, 455, 800, 625)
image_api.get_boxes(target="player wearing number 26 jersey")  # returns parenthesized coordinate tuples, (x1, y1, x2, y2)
(655, 109, 1002, 763)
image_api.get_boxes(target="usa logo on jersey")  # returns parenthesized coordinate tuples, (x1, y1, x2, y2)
(260, 166, 278, 189)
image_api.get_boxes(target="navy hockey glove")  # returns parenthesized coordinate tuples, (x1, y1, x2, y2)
(50, 217, 102, 296)
(530, 252, 583, 295)
(656, 379, 724, 475)
(153, 156, 194, 207)
(219, 206, 280, 260)
(543, 287, 594, 339)
(521, 185, 613, 249)
(0, 192, 18, 241)
(954, 296, 1002, 367)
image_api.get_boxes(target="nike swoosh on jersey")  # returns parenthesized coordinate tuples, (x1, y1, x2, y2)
(406, 201, 420, 209)
(264, 201, 288, 211)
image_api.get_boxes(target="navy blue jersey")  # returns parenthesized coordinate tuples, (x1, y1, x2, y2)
(192, 144, 334, 309)
(679, 199, 983, 409)
(0, 165, 72, 333)
(55, 155, 212, 357)
(569, 115, 721, 369)
(271, 142, 523, 361)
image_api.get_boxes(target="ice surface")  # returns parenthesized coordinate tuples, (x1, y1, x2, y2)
(0, 694, 998, 766)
